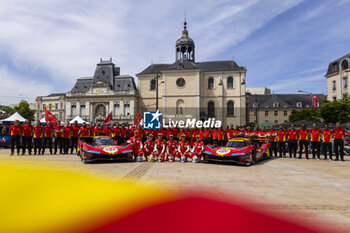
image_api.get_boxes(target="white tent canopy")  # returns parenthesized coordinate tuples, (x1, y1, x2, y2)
(69, 115, 87, 124)
(0, 112, 26, 122)
(40, 117, 46, 123)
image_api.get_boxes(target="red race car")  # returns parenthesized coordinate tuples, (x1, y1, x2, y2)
(203, 137, 270, 166)
(77, 136, 134, 164)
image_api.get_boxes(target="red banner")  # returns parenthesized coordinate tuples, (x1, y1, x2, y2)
(134, 112, 141, 125)
(312, 95, 317, 107)
(44, 107, 57, 125)
(103, 112, 113, 124)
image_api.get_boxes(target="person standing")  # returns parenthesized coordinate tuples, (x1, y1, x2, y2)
(42, 121, 54, 155)
(333, 122, 346, 161)
(298, 124, 310, 159)
(54, 121, 64, 154)
(9, 120, 22, 155)
(321, 124, 333, 160)
(268, 126, 278, 157)
(79, 122, 89, 141)
(70, 121, 79, 154)
(127, 130, 143, 160)
(309, 123, 321, 160)
(63, 121, 71, 154)
(33, 120, 43, 155)
(112, 123, 122, 145)
(286, 124, 299, 158)
(277, 125, 287, 158)
(22, 119, 33, 155)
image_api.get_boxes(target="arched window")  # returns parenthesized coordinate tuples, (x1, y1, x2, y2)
(208, 77, 214, 89)
(227, 76, 233, 88)
(176, 99, 185, 115)
(273, 102, 279, 108)
(227, 101, 234, 116)
(150, 79, 156, 90)
(341, 60, 349, 70)
(208, 101, 215, 117)
(296, 102, 302, 108)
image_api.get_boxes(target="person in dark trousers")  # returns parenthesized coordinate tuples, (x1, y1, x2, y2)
(310, 123, 321, 160)
(333, 122, 346, 161)
(70, 120, 79, 154)
(21, 119, 33, 155)
(42, 121, 54, 155)
(33, 120, 43, 155)
(54, 120, 64, 154)
(9, 120, 22, 155)
(287, 124, 298, 158)
(298, 124, 309, 159)
(321, 124, 332, 160)
(63, 121, 71, 154)
(277, 125, 286, 158)
(268, 126, 278, 157)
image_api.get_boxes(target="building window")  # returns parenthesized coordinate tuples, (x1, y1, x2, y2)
(208, 77, 214, 89)
(343, 93, 348, 99)
(253, 103, 259, 108)
(71, 104, 76, 116)
(253, 111, 257, 116)
(332, 80, 336, 91)
(343, 77, 348, 89)
(333, 96, 337, 101)
(332, 62, 338, 72)
(208, 101, 215, 117)
(49, 104, 52, 110)
(274, 110, 278, 116)
(42, 104, 45, 110)
(80, 104, 85, 116)
(227, 76, 233, 88)
(124, 103, 130, 115)
(341, 60, 349, 70)
(273, 102, 279, 108)
(265, 111, 268, 116)
(176, 99, 185, 115)
(114, 103, 120, 115)
(265, 105, 268, 108)
(227, 101, 234, 116)
(296, 102, 302, 108)
(150, 79, 156, 90)
(284, 110, 287, 116)
(274, 120, 278, 124)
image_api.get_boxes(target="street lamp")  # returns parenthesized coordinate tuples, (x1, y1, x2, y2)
(155, 74, 164, 111)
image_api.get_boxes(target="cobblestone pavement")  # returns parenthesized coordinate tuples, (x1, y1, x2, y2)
(1, 149, 349, 232)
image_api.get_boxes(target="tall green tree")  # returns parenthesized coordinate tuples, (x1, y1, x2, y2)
(320, 98, 350, 123)
(288, 108, 321, 122)
(12, 100, 36, 121)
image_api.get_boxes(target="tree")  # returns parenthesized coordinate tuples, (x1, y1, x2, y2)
(320, 98, 350, 123)
(12, 100, 36, 121)
(288, 108, 321, 122)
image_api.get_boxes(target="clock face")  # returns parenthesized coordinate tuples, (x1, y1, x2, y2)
(176, 78, 186, 88)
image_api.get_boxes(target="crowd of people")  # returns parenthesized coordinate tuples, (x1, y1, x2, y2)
(7, 119, 349, 161)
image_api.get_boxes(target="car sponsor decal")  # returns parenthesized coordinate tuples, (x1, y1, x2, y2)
(216, 148, 231, 156)
(103, 146, 118, 154)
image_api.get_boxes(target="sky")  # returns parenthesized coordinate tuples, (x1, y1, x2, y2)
(0, 0, 349, 105)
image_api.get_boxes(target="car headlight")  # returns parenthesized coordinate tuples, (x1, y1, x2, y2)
(239, 153, 250, 159)
(204, 151, 212, 155)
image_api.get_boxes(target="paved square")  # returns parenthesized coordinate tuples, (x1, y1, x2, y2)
(1, 149, 349, 232)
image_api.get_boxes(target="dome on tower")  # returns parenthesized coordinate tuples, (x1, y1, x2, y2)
(175, 20, 195, 62)
(176, 21, 195, 46)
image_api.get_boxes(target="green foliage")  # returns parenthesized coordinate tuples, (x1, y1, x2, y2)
(288, 108, 321, 122)
(0, 106, 14, 114)
(320, 97, 350, 123)
(1, 100, 36, 121)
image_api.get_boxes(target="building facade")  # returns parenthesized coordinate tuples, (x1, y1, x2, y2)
(36, 59, 139, 124)
(247, 94, 326, 125)
(325, 53, 349, 101)
(137, 21, 247, 127)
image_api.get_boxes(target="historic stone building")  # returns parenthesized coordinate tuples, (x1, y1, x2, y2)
(247, 94, 326, 125)
(36, 59, 138, 124)
(325, 53, 349, 101)
(137, 21, 247, 126)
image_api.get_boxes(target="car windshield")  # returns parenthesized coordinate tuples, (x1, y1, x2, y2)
(226, 140, 247, 148)
(94, 138, 114, 146)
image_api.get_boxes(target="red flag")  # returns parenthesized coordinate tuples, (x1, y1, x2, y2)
(45, 107, 57, 125)
(134, 112, 141, 125)
(103, 112, 113, 124)
(312, 95, 317, 108)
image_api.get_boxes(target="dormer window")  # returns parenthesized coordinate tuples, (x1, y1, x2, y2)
(296, 102, 302, 108)
(265, 105, 268, 108)
(273, 102, 279, 108)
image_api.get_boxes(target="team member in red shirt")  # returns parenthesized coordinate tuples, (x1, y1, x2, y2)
(203, 129, 211, 145)
(42, 121, 54, 155)
(112, 123, 122, 145)
(79, 122, 89, 141)
(127, 130, 143, 159)
(63, 121, 71, 154)
(333, 122, 346, 161)
(70, 121, 80, 154)
(22, 119, 33, 155)
(190, 135, 204, 162)
(33, 120, 43, 155)
(93, 123, 102, 137)
(258, 127, 268, 143)
(152, 133, 166, 162)
(277, 125, 287, 157)
(176, 134, 190, 162)
(268, 126, 278, 157)
(165, 134, 177, 162)
(103, 124, 112, 137)
(10, 120, 22, 155)
(218, 128, 226, 146)
(286, 124, 299, 158)
(298, 123, 309, 159)
(54, 120, 64, 154)
(143, 133, 155, 161)
(309, 123, 321, 160)
(87, 123, 94, 143)
(321, 124, 333, 160)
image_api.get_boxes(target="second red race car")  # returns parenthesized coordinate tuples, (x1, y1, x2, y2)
(203, 137, 270, 166)
(77, 136, 134, 164)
